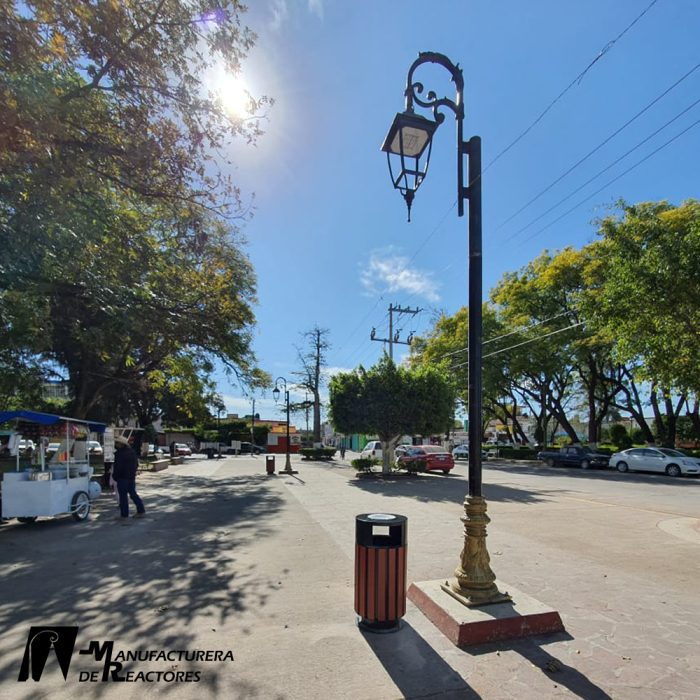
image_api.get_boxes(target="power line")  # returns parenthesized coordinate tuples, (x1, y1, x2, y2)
(484, 0, 661, 174)
(520, 114, 700, 245)
(506, 94, 700, 240)
(450, 322, 585, 370)
(497, 58, 700, 233)
(434, 311, 574, 361)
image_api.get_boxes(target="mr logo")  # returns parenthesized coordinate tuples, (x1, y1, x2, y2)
(17, 626, 79, 682)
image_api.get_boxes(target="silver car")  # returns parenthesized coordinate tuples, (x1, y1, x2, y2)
(609, 447, 700, 477)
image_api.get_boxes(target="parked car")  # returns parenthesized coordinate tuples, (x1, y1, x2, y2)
(609, 447, 700, 477)
(239, 442, 266, 454)
(396, 445, 455, 474)
(394, 444, 412, 459)
(452, 445, 489, 460)
(87, 440, 103, 456)
(360, 440, 383, 461)
(17, 439, 36, 454)
(45, 442, 61, 458)
(452, 444, 469, 460)
(537, 445, 609, 469)
(174, 443, 192, 456)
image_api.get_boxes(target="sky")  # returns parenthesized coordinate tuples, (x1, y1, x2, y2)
(208, 0, 700, 423)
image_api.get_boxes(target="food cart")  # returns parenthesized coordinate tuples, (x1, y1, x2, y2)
(0, 410, 104, 523)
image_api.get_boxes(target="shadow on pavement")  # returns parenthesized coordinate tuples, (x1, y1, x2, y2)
(360, 620, 479, 699)
(347, 470, 552, 505)
(0, 471, 284, 695)
(486, 462, 700, 487)
(465, 633, 612, 700)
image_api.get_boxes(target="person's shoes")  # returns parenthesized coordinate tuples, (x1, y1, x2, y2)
(134, 512, 146, 518)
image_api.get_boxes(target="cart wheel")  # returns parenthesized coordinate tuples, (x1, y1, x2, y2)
(71, 491, 91, 522)
(17, 516, 38, 524)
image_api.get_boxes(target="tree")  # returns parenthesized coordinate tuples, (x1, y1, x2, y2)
(588, 200, 700, 393)
(292, 326, 330, 443)
(1, 1, 271, 421)
(329, 356, 455, 473)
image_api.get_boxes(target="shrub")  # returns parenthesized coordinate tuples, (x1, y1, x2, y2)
(398, 458, 427, 474)
(630, 428, 645, 444)
(608, 424, 632, 449)
(299, 447, 337, 460)
(351, 458, 379, 472)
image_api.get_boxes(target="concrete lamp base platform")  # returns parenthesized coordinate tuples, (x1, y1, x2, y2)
(408, 579, 564, 647)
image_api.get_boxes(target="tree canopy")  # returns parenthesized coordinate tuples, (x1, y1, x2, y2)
(329, 356, 455, 472)
(0, 1, 271, 421)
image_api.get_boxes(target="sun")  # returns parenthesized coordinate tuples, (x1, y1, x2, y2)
(217, 72, 252, 119)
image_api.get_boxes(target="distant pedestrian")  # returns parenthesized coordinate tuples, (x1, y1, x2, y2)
(340, 445, 346, 460)
(113, 435, 145, 523)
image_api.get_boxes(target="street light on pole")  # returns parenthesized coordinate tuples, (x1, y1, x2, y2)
(273, 377, 297, 475)
(381, 51, 509, 607)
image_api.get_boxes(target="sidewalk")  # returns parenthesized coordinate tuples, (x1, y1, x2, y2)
(0, 455, 698, 698)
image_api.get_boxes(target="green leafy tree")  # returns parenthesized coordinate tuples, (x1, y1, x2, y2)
(329, 356, 455, 473)
(588, 200, 700, 393)
(1, 1, 272, 421)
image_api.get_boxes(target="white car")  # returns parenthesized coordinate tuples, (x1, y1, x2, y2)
(452, 444, 469, 460)
(360, 440, 382, 461)
(87, 440, 103, 456)
(609, 447, 700, 477)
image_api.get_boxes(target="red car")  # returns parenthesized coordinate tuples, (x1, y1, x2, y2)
(396, 445, 455, 474)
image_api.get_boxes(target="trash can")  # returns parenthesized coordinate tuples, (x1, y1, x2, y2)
(265, 455, 275, 475)
(355, 513, 407, 632)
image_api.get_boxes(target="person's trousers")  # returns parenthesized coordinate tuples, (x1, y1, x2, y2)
(116, 478, 145, 518)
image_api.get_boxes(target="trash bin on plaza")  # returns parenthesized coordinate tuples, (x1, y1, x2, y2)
(354, 513, 407, 632)
(265, 455, 275, 475)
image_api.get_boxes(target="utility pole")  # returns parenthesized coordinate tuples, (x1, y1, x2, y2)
(370, 303, 421, 359)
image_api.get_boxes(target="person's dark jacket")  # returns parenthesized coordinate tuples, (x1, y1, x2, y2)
(112, 444, 138, 480)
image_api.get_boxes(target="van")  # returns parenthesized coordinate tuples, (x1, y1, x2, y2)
(360, 440, 382, 460)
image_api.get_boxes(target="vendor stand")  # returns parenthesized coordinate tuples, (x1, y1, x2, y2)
(0, 410, 104, 523)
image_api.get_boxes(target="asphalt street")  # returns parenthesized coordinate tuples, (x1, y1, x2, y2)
(0, 453, 698, 699)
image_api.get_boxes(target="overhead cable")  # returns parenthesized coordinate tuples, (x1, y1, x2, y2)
(497, 58, 700, 232)
(484, 0, 661, 174)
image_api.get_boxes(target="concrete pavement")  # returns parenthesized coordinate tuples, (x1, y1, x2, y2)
(0, 452, 698, 698)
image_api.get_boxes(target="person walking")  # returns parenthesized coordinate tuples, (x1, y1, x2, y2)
(340, 444, 346, 460)
(113, 435, 146, 523)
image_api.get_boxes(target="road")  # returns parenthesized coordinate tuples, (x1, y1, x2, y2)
(0, 454, 698, 699)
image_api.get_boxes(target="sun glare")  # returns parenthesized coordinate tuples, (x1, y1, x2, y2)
(217, 73, 252, 119)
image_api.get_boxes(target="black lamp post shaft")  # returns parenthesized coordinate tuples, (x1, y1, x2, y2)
(466, 135, 482, 497)
(285, 389, 290, 464)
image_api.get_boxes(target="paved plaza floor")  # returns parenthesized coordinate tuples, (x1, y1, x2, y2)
(0, 453, 698, 698)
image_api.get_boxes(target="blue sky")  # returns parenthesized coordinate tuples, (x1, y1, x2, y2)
(212, 0, 700, 422)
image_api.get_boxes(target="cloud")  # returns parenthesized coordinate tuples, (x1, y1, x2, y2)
(308, 0, 324, 19)
(361, 248, 440, 303)
(269, 0, 323, 30)
(323, 366, 354, 378)
(269, 0, 289, 31)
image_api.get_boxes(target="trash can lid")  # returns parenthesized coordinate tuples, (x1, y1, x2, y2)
(356, 513, 406, 526)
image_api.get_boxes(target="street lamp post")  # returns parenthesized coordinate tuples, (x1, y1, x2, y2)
(382, 52, 509, 606)
(273, 377, 296, 474)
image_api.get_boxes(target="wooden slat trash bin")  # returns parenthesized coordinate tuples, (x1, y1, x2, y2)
(355, 513, 407, 632)
(265, 455, 275, 475)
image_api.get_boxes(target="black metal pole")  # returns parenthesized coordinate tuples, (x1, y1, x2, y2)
(466, 135, 482, 498)
(286, 390, 290, 464)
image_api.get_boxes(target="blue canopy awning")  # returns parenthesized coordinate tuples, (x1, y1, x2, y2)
(0, 410, 107, 434)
